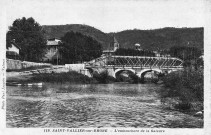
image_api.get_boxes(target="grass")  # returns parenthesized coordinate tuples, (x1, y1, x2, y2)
(160, 68, 203, 112)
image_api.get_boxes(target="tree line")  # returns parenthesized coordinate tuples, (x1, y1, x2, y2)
(114, 48, 155, 57)
(169, 46, 203, 68)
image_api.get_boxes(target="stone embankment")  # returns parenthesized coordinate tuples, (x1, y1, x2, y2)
(7, 59, 51, 70)
(18, 66, 69, 75)
(6, 66, 69, 85)
(6, 65, 95, 85)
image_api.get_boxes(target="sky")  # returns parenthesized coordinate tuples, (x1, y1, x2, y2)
(5, 0, 207, 33)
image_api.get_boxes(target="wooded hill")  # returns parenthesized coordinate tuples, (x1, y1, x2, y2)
(43, 24, 203, 51)
(43, 24, 111, 50)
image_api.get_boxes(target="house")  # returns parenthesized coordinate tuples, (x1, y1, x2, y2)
(153, 51, 161, 57)
(135, 43, 142, 51)
(6, 41, 21, 60)
(43, 38, 62, 64)
(102, 36, 119, 55)
(153, 50, 171, 57)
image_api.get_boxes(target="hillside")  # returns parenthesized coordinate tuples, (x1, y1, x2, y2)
(111, 27, 203, 51)
(42, 24, 203, 51)
(43, 24, 111, 50)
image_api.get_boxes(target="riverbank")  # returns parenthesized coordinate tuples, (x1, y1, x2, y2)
(6, 67, 160, 84)
(160, 69, 203, 116)
(7, 71, 97, 84)
(7, 71, 33, 82)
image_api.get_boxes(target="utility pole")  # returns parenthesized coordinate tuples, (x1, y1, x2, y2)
(57, 54, 58, 65)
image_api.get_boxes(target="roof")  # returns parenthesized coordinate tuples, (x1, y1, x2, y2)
(10, 42, 21, 50)
(153, 51, 160, 54)
(135, 43, 140, 46)
(103, 50, 115, 53)
(47, 41, 60, 46)
(48, 38, 61, 41)
(47, 38, 62, 46)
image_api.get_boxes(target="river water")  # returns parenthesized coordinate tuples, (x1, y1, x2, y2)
(6, 83, 203, 128)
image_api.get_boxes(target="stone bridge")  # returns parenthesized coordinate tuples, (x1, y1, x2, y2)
(85, 55, 184, 79)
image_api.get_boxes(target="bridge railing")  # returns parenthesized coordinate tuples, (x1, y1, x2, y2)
(85, 55, 184, 69)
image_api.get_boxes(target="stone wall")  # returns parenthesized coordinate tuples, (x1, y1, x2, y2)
(7, 59, 52, 70)
(65, 64, 92, 77)
(6, 59, 22, 70)
(65, 64, 85, 72)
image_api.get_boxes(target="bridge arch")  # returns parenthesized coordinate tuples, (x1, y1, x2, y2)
(137, 69, 162, 79)
(85, 68, 103, 77)
(114, 69, 136, 79)
(86, 68, 94, 73)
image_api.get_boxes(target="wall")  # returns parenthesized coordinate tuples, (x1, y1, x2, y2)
(65, 64, 85, 72)
(65, 64, 93, 77)
(6, 59, 22, 69)
(21, 61, 52, 69)
(7, 59, 52, 70)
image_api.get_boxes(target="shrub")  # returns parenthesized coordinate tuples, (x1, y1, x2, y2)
(161, 69, 203, 111)
(93, 70, 117, 83)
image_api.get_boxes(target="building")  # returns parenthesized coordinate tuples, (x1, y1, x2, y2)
(153, 50, 171, 57)
(102, 36, 120, 55)
(153, 51, 161, 57)
(6, 41, 21, 60)
(135, 43, 142, 51)
(113, 36, 120, 52)
(43, 38, 62, 64)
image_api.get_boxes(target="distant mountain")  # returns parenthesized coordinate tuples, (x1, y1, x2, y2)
(110, 27, 203, 51)
(42, 24, 203, 51)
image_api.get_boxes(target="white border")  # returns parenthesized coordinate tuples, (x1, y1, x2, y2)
(0, 0, 211, 135)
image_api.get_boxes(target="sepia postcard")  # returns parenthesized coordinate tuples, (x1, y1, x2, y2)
(0, 0, 211, 134)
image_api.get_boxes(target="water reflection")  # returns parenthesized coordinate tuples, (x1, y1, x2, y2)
(6, 83, 203, 128)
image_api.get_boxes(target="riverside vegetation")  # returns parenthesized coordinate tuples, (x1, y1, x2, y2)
(160, 68, 203, 113)
(26, 71, 96, 84)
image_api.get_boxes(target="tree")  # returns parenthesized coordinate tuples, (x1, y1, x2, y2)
(169, 46, 202, 61)
(115, 48, 155, 57)
(60, 32, 102, 63)
(6, 17, 47, 62)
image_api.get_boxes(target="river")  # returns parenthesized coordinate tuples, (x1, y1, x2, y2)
(6, 83, 203, 128)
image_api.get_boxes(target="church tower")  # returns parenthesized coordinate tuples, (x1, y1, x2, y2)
(103, 35, 120, 56)
(113, 36, 119, 52)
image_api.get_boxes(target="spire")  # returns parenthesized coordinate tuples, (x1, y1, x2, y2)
(113, 35, 119, 51)
(113, 36, 118, 44)
(105, 34, 120, 52)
